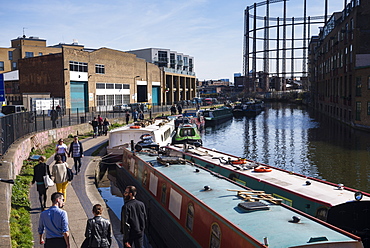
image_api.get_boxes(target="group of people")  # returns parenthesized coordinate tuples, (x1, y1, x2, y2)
(37, 186, 146, 248)
(32, 136, 84, 209)
(170, 104, 182, 115)
(130, 109, 145, 123)
(90, 115, 110, 138)
(33, 136, 147, 248)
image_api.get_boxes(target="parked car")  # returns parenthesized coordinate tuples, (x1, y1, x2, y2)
(113, 104, 129, 112)
(129, 103, 148, 112)
(1, 105, 26, 115)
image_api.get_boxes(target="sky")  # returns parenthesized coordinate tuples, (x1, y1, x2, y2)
(1, 0, 345, 81)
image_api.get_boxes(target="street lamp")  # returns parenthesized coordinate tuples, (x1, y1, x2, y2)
(133, 76, 140, 103)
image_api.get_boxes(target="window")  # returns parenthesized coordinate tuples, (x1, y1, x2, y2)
(106, 83, 114, 89)
(107, 95, 114, 105)
(122, 84, 130, 89)
(96, 83, 105, 89)
(8, 51, 13, 60)
(367, 102, 370, 115)
(123, 95, 130, 104)
(97, 95, 105, 106)
(210, 223, 221, 248)
(39, 52, 43, 56)
(25, 52, 34, 58)
(115, 95, 122, 105)
(186, 203, 194, 232)
(356, 77, 362, 96)
(115, 84, 122, 89)
(12, 62, 17, 70)
(95, 64, 105, 74)
(0, 61, 4, 71)
(69, 61, 88, 72)
(368, 76, 370, 90)
(356, 102, 361, 121)
(161, 184, 167, 205)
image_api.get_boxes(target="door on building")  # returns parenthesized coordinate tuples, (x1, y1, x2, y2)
(70, 82, 88, 113)
(152, 86, 160, 105)
(137, 85, 147, 102)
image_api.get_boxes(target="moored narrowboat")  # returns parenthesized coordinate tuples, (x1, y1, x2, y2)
(115, 146, 364, 248)
(164, 144, 370, 247)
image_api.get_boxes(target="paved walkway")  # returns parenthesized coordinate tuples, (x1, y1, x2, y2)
(30, 135, 123, 248)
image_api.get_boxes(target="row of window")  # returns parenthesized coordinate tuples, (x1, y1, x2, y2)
(69, 61, 106, 74)
(96, 83, 129, 89)
(0, 61, 17, 71)
(96, 94, 130, 106)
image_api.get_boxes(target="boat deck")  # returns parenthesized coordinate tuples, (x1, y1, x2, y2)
(136, 152, 361, 248)
(169, 145, 370, 208)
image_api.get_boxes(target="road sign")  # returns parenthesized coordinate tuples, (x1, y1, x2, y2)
(0, 74, 5, 102)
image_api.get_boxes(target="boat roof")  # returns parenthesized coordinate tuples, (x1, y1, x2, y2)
(135, 151, 361, 247)
(109, 119, 173, 134)
(168, 145, 370, 207)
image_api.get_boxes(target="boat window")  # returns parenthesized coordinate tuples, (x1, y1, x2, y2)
(180, 129, 195, 136)
(142, 170, 148, 186)
(161, 184, 167, 205)
(186, 203, 194, 232)
(209, 223, 221, 248)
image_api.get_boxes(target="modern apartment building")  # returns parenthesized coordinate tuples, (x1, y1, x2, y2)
(128, 48, 196, 104)
(308, 0, 370, 129)
(0, 37, 197, 110)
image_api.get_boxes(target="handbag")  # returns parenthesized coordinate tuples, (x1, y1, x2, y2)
(43, 164, 54, 187)
(65, 163, 74, 181)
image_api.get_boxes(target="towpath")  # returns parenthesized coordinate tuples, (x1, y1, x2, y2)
(30, 135, 123, 248)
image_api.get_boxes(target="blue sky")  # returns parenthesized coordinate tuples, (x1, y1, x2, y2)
(1, 0, 344, 81)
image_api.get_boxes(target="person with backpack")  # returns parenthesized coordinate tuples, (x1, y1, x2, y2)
(68, 136, 84, 175)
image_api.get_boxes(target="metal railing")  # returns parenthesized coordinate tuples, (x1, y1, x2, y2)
(0, 102, 198, 156)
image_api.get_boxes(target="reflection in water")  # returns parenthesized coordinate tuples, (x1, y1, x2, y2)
(202, 102, 370, 193)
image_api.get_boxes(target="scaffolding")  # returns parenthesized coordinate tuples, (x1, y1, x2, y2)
(243, 0, 329, 92)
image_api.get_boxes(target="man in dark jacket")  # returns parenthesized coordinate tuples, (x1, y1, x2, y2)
(68, 136, 84, 175)
(121, 185, 146, 248)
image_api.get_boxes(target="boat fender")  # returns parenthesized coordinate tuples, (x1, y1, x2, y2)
(130, 125, 141, 129)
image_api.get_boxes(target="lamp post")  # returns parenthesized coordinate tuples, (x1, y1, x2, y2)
(133, 76, 140, 103)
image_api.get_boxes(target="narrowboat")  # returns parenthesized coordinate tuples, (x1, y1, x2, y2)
(172, 123, 202, 146)
(203, 107, 233, 126)
(165, 145, 370, 247)
(115, 146, 364, 248)
(183, 110, 205, 130)
(106, 119, 175, 156)
(232, 99, 264, 116)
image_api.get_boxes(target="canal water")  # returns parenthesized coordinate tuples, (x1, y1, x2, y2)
(202, 102, 370, 193)
(98, 101, 370, 220)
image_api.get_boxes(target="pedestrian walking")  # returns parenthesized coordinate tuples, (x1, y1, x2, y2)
(55, 138, 68, 162)
(32, 156, 50, 211)
(103, 118, 110, 136)
(90, 117, 99, 138)
(52, 155, 69, 202)
(38, 192, 70, 248)
(170, 105, 176, 115)
(50, 107, 58, 128)
(121, 185, 147, 248)
(177, 104, 182, 115)
(97, 115, 104, 136)
(68, 136, 84, 175)
(138, 111, 144, 121)
(125, 111, 130, 125)
(83, 204, 112, 248)
(132, 109, 138, 122)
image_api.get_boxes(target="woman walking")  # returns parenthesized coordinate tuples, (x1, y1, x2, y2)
(52, 154, 69, 202)
(32, 156, 50, 211)
(83, 204, 112, 248)
(55, 138, 68, 162)
(103, 118, 110, 136)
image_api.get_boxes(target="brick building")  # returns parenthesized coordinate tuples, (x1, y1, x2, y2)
(0, 36, 196, 110)
(308, 0, 370, 129)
